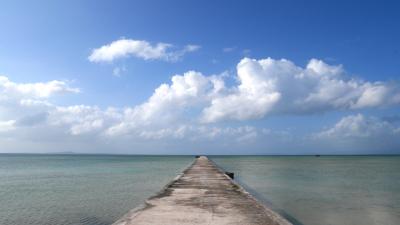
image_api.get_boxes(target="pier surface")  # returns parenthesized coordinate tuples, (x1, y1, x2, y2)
(113, 156, 292, 225)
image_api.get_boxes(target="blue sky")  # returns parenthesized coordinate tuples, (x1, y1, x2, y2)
(0, 0, 399, 154)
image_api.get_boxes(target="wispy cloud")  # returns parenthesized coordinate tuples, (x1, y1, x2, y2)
(242, 49, 251, 56)
(112, 66, 126, 77)
(223, 47, 236, 53)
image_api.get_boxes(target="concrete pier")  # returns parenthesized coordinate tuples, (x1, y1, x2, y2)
(113, 156, 292, 225)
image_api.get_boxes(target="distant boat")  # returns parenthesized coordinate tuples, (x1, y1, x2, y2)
(315, 154, 321, 157)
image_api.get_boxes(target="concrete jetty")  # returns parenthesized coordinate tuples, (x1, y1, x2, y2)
(113, 156, 292, 225)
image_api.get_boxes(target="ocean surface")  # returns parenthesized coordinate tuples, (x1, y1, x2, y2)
(0, 154, 193, 225)
(0, 155, 399, 225)
(211, 156, 400, 225)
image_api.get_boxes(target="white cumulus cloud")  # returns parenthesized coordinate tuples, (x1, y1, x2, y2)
(315, 114, 400, 139)
(201, 57, 400, 123)
(1, 56, 400, 153)
(0, 75, 79, 123)
(88, 39, 200, 63)
(106, 70, 224, 136)
(0, 120, 16, 132)
(0, 76, 79, 99)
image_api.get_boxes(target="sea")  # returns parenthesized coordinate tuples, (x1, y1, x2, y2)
(0, 154, 399, 225)
(211, 155, 400, 225)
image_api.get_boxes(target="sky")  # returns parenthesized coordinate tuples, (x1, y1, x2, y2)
(0, 0, 400, 154)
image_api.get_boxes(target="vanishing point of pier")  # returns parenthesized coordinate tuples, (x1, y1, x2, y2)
(113, 156, 292, 225)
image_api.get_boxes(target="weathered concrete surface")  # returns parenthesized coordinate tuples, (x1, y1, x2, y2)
(113, 156, 292, 225)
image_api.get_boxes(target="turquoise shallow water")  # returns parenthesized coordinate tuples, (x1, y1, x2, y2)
(1, 155, 399, 225)
(0, 154, 192, 225)
(211, 156, 400, 225)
